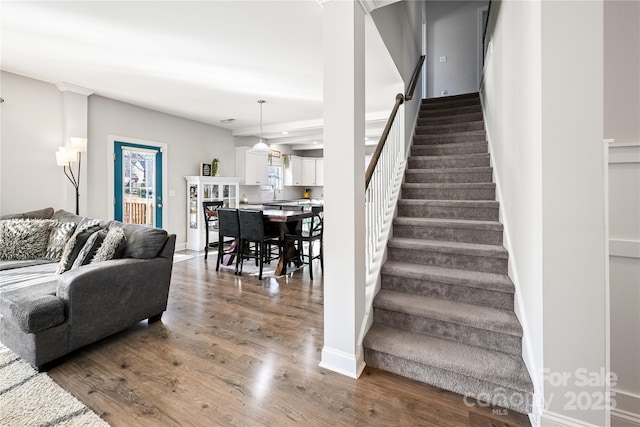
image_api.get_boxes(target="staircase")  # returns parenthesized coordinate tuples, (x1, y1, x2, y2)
(363, 93, 533, 414)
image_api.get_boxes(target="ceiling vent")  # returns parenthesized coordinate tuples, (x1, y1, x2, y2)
(220, 118, 236, 124)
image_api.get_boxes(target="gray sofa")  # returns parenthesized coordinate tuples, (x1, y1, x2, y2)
(0, 208, 176, 369)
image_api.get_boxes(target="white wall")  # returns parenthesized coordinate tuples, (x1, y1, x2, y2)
(605, 1, 640, 423)
(370, 1, 425, 149)
(88, 95, 236, 246)
(540, 2, 606, 425)
(480, 0, 543, 420)
(0, 71, 66, 215)
(426, 1, 488, 98)
(483, 1, 608, 425)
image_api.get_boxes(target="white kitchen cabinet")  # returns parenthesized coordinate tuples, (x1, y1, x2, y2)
(184, 176, 241, 251)
(302, 158, 316, 186)
(235, 147, 268, 185)
(315, 158, 324, 186)
(284, 155, 303, 186)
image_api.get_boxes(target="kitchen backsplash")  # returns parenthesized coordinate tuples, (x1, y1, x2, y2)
(239, 186, 323, 203)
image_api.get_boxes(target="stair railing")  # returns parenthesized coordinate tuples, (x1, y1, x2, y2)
(362, 55, 425, 341)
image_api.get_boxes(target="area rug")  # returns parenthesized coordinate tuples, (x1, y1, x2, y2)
(0, 343, 108, 427)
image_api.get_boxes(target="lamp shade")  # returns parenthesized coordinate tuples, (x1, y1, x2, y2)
(249, 140, 272, 154)
(56, 147, 77, 165)
(69, 137, 87, 151)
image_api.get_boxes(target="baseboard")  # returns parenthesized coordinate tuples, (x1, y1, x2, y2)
(319, 346, 365, 379)
(612, 390, 640, 426)
(175, 242, 187, 252)
(541, 410, 602, 427)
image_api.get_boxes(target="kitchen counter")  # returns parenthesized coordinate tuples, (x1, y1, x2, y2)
(239, 199, 323, 210)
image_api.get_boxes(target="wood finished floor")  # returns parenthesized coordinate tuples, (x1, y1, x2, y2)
(48, 252, 530, 427)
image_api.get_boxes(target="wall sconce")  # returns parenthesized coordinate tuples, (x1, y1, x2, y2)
(56, 137, 87, 215)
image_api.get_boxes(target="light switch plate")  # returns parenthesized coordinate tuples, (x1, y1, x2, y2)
(439, 56, 447, 63)
(169, 189, 176, 197)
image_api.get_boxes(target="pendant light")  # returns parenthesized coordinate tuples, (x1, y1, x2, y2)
(249, 99, 272, 154)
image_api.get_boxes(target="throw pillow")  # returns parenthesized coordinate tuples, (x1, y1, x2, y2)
(22, 207, 55, 220)
(51, 209, 84, 224)
(56, 219, 102, 274)
(43, 221, 77, 261)
(91, 227, 127, 263)
(117, 223, 168, 259)
(0, 219, 54, 261)
(71, 229, 107, 269)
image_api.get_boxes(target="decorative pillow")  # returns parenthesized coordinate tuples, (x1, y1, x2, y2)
(71, 230, 107, 269)
(22, 207, 55, 220)
(56, 219, 102, 274)
(0, 219, 54, 261)
(91, 227, 127, 264)
(52, 209, 84, 224)
(43, 221, 77, 261)
(117, 223, 168, 259)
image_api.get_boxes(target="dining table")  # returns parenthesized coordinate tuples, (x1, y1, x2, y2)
(211, 207, 313, 276)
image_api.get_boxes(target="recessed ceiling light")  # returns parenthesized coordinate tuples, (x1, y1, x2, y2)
(281, 131, 289, 135)
(313, 141, 319, 145)
(364, 137, 370, 141)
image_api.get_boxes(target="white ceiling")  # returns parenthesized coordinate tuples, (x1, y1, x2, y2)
(0, 1, 402, 148)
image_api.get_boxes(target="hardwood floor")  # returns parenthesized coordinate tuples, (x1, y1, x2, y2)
(48, 253, 530, 427)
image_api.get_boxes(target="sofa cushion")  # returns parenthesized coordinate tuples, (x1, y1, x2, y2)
(52, 209, 83, 224)
(0, 219, 54, 261)
(44, 221, 77, 261)
(70, 229, 106, 269)
(56, 220, 102, 273)
(6, 294, 65, 334)
(111, 222, 168, 259)
(91, 227, 126, 263)
(0, 207, 55, 220)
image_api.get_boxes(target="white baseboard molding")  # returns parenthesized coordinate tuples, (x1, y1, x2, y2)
(609, 239, 640, 259)
(319, 346, 365, 379)
(612, 389, 640, 425)
(175, 242, 187, 252)
(541, 410, 603, 427)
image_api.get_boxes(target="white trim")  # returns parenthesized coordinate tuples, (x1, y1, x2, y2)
(609, 142, 640, 148)
(612, 389, 640, 425)
(175, 242, 187, 252)
(604, 139, 612, 427)
(107, 135, 169, 229)
(541, 410, 602, 427)
(319, 346, 365, 379)
(55, 82, 94, 96)
(609, 239, 640, 259)
(609, 144, 640, 164)
(477, 5, 489, 91)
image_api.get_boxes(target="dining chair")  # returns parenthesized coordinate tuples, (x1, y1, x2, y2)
(284, 206, 323, 280)
(203, 200, 224, 259)
(237, 210, 280, 280)
(215, 208, 241, 274)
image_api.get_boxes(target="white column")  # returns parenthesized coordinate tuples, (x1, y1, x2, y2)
(56, 82, 93, 216)
(319, 0, 367, 378)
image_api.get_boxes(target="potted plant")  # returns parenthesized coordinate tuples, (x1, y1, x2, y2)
(211, 158, 220, 177)
(282, 154, 291, 169)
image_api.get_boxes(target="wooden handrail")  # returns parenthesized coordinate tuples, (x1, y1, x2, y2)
(365, 93, 404, 188)
(404, 55, 426, 101)
(365, 55, 425, 189)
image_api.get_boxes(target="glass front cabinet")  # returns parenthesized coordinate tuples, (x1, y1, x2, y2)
(184, 176, 241, 251)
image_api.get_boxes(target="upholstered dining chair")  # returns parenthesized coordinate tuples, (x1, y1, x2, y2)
(237, 210, 280, 280)
(215, 208, 241, 273)
(203, 200, 224, 259)
(284, 205, 323, 280)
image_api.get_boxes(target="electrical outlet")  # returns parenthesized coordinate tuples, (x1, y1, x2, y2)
(441, 90, 448, 96)
(439, 56, 447, 63)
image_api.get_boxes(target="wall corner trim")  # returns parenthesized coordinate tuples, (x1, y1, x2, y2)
(56, 82, 94, 96)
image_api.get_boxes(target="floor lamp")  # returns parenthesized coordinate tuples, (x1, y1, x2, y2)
(56, 137, 86, 215)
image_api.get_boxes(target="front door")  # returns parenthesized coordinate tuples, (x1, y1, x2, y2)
(114, 141, 163, 228)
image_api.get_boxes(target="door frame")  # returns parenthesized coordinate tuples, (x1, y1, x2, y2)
(107, 135, 168, 228)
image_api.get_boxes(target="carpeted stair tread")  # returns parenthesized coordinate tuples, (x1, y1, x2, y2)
(414, 130, 486, 140)
(374, 289, 522, 336)
(419, 104, 482, 118)
(394, 217, 503, 231)
(364, 324, 533, 394)
(422, 93, 479, 103)
(397, 199, 499, 208)
(405, 166, 493, 174)
(382, 260, 514, 293)
(388, 237, 508, 259)
(409, 153, 490, 161)
(419, 112, 483, 125)
(402, 182, 496, 190)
